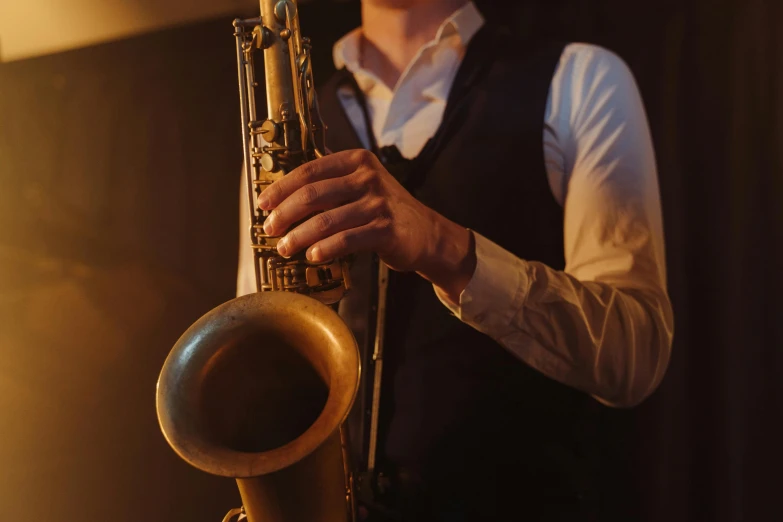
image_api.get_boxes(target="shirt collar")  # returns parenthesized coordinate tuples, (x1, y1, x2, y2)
(332, 1, 485, 72)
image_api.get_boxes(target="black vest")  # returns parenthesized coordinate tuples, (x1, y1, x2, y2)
(320, 27, 609, 522)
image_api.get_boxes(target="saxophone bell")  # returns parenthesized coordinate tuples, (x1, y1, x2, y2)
(157, 292, 359, 522)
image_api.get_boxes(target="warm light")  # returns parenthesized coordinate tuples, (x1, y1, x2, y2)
(0, 0, 256, 62)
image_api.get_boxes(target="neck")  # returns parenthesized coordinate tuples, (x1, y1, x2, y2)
(360, 0, 469, 88)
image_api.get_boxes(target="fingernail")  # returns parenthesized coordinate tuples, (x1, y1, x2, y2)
(277, 236, 289, 257)
(263, 212, 276, 235)
(307, 246, 321, 263)
(258, 192, 270, 210)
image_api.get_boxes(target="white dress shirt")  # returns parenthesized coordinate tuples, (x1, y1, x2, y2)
(238, 1, 674, 408)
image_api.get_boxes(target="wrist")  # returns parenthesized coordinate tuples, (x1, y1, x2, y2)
(416, 211, 477, 303)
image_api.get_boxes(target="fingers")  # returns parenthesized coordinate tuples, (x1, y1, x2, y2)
(306, 221, 390, 263)
(276, 200, 381, 258)
(262, 175, 365, 236)
(258, 149, 375, 211)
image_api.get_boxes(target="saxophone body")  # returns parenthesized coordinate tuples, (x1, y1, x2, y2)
(156, 2, 360, 521)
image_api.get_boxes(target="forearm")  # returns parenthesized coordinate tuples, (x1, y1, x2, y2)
(434, 233, 674, 408)
(508, 263, 672, 407)
(415, 210, 477, 302)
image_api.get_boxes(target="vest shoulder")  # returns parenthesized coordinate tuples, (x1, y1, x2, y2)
(483, 31, 567, 75)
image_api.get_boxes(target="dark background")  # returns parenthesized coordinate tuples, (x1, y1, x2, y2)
(0, 0, 781, 521)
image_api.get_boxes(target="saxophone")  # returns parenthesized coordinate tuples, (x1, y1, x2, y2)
(156, 1, 360, 521)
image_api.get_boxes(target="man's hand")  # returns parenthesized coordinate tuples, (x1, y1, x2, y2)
(257, 149, 476, 302)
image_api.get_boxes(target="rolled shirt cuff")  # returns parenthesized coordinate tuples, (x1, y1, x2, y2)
(434, 231, 530, 334)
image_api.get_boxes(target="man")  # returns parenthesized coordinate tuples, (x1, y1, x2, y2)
(238, 0, 673, 520)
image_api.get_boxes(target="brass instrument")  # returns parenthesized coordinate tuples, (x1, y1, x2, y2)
(156, 1, 361, 521)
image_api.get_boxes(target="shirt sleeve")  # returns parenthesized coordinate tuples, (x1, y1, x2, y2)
(237, 167, 256, 297)
(434, 43, 674, 408)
